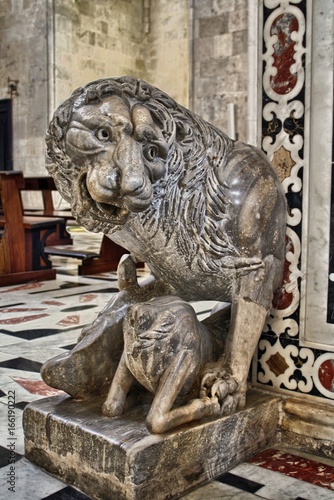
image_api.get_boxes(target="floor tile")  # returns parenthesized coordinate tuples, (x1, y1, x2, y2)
(217, 471, 264, 493)
(0, 459, 67, 500)
(230, 462, 334, 500)
(0, 357, 43, 372)
(43, 486, 92, 499)
(0, 229, 333, 499)
(248, 448, 334, 490)
(181, 480, 259, 499)
(0, 445, 22, 468)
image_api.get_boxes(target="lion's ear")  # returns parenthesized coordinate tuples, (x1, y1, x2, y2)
(135, 80, 151, 100)
(175, 120, 189, 143)
(174, 119, 193, 156)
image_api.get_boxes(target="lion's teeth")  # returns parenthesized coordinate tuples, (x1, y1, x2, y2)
(96, 202, 118, 215)
(119, 207, 129, 218)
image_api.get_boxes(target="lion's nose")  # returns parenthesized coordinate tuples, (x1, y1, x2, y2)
(103, 170, 120, 192)
(115, 137, 146, 195)
(121, 173, 145, 195)
(86, 163, 121, 205)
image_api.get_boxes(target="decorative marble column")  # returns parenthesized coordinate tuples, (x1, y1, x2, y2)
(253, 0, 334, 451)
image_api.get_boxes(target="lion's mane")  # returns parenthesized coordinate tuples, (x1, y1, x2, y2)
(46, 77, 245, 273)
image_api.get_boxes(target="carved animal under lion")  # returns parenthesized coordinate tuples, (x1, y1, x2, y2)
(42, 76, 287, 432)
(103, 292, 231, 434)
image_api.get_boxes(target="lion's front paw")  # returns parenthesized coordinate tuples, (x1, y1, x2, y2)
(200, 367, 242, 415)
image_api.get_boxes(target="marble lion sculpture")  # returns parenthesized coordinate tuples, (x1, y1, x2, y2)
(41, 76, 286, 426)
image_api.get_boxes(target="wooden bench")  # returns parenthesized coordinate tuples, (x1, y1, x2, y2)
(22, 176, 73, 245)
(0, 171, 63, 286)
(44, 236, 128, 275)
(21, 175, 135, 275)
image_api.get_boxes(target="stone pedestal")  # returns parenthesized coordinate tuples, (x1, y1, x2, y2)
(23, 390, 280, 500)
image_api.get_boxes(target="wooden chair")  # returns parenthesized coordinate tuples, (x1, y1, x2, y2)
(0, 171, 63, 286)
(22, 176, 73, 245)
(44, 235, 129, 275)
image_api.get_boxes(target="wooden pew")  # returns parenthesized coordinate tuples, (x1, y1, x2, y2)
(44, 235, 128, 275)
(0, 171, 63, 286)
(23, 176, 73, 245)
(22, 175, 133, 274)
(23, 176, 60, 214)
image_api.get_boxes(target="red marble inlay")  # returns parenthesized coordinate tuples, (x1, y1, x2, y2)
(318, 359, 334, 392)
(0, 313, 49, 325)
(57, 315, 80, 326)
(270, 13, 299, 94)
(1, 307, 46, 313)
(80, 294, 98, 303)
(249, 448, 334, 490)
(11, 377, 64, 396)
(42, 300, 65, 306)
(272, 236, 293, 310)
(0, 282, 44, 293)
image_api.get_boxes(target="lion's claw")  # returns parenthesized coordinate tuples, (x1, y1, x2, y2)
(102, 401, 124, 418)
(211, 378, 228, 400)
(210, 376, 237, 401)
(200, 368, 240, 415)
(202, 395, 221, 417)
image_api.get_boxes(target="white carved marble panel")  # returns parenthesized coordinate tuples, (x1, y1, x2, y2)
(253, 0, 334, 404)
(300, 0, 334, 349)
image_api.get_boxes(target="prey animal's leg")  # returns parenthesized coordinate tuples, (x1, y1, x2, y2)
(102, 352, 135, 417)
(41, 255, 169, 399)
(146, 350, 219, 434)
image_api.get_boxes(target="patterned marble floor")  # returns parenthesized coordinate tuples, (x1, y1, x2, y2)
(0, 229, 333, 499)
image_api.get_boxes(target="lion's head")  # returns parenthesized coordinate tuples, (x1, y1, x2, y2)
(46, 77, 241, 271)
(46, 77, 218, 234)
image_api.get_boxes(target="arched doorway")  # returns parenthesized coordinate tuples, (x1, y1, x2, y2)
(0, 99, 13, 171)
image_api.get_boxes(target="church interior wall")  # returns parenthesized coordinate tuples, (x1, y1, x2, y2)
(0, 0, 249, 173)
(191, 0, 249, 142)
(0, 0, 50, 174)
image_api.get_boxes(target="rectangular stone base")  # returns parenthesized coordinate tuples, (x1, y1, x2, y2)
(23, 390, 280, 500)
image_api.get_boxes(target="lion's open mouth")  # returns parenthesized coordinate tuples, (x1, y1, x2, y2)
(74, 173, 131, 230)
(90, 198, 130, 225)
(95, 201, 130, 223)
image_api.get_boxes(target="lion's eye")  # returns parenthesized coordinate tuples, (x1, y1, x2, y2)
(96, 128, 111, 142)
(143, 144, 159, 161)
